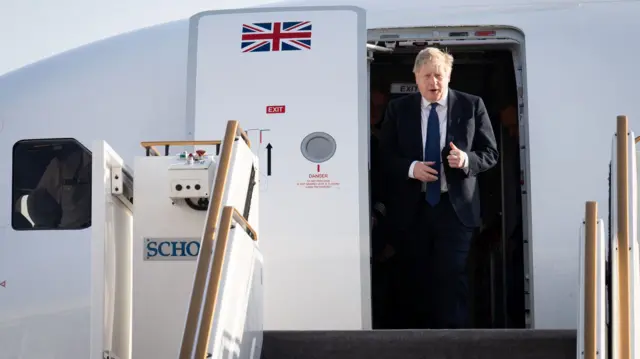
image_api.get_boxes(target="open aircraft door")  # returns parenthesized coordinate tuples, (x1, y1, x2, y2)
(90, 141, 133, 359)
(188, 6, 372, 329)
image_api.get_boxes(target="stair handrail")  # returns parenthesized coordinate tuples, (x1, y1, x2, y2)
(178, 120, 252, 359)
(580, 201, 600, 359)
(140, 132, 251, 157)
(614, 116, 632, 359)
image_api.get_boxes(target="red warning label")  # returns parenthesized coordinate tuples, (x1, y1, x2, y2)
(0, 280, 6, 288)
(297, 172, 340, 189)
(266, 105, 286, 114)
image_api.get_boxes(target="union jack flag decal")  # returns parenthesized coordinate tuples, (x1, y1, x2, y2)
(241, 21, 312, 53)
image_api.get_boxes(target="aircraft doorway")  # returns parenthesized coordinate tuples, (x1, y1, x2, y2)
(367, 30, 529, 330)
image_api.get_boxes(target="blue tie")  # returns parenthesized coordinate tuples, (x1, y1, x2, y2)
(425, 103, 441, 206)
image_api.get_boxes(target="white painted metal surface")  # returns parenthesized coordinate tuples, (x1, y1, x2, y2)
(129, 137, 259, 359)
(208, 226, 264, 359)
(191, 6, 368, 330)
(131, 155, 208, 359)
(91, 141, 134, 359)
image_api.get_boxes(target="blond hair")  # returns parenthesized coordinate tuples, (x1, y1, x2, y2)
(413, 47, 454, 74)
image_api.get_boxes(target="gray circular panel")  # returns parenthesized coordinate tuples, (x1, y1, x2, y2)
(300, 132, 337, 163)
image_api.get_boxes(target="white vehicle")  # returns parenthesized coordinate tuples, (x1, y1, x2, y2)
(0, 0, 638, 357)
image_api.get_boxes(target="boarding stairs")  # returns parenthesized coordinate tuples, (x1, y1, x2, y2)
(95, 117, 638, 359)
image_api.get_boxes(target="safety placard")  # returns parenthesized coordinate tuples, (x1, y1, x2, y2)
(297, 166, 340, 189)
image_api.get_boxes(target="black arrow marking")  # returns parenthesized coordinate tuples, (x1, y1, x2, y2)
(266, 143, 272, 176)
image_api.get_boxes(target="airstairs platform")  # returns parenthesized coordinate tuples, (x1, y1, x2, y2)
(260, 329, 576, 359)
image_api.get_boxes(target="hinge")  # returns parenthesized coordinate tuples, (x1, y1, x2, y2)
(111, 167, 123, 195)
(111, 166, 134, 212)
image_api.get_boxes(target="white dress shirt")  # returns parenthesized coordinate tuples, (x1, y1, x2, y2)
(407, 89, 468, 192)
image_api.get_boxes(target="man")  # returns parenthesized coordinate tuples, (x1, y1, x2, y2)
(378, 47, 498, 329)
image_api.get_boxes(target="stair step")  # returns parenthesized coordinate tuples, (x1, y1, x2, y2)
(261, 329, 576, 359)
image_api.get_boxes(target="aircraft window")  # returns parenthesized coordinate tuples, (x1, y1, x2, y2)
(300, 132, 337, 163)
(11, 138, 92, 230)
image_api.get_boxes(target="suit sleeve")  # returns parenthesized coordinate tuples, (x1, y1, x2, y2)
(466, 97, 499, 176)
(378, 100, 415, 183)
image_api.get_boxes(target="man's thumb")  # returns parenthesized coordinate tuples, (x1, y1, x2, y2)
(449, 142, 458, 150)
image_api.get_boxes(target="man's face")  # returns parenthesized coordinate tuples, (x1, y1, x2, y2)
(414, 61, 450, 102)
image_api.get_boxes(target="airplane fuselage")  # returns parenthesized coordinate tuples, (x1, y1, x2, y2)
(1, 0, 639, 357)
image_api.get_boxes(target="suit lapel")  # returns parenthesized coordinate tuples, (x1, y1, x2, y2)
(446, 89, 460, 145)
(441, 89, 460, 165)
(408, 93, 424, 159)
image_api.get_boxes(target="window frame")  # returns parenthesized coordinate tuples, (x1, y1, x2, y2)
(11, 137, 92, 231)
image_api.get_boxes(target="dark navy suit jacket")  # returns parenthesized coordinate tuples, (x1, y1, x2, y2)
(378, 89, 499, 230)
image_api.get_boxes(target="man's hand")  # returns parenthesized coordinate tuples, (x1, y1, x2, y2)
(413, 161, 439, 182)
(447, 142, 467, 169)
